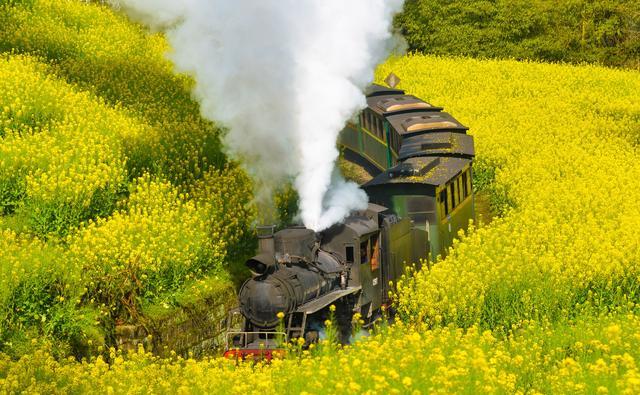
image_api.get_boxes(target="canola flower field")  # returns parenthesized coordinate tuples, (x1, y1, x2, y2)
(4, 314, 640, 394)
(2, 0, 640, 394)
(0, 0, 254, 359)
(382, 55, 640, 331)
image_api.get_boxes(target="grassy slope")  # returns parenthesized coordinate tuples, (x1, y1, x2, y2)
(0, 0, 254, 358)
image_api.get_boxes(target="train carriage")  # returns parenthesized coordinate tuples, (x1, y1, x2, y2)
(364, 156, 474, 261)
(340, 83, 475, 260)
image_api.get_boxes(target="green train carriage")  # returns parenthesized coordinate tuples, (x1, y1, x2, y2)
(363, 156, 474, 261)
(338, 83, 475, 261)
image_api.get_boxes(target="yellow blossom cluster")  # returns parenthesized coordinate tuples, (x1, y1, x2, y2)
(380, 55, 640, 330)
(4, 313, 640, 393)
(66, 167, 253, 315)
(0, 54, 139, 235)
(0, 0, 223, 183)
(0, 230, 73, 317)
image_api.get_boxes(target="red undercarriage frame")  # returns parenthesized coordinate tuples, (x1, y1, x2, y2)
(223, 348, 287, 361)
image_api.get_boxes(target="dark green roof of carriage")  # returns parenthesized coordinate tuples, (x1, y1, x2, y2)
(386, 111, 468, 135)
(398, 132, 475, 160)
(365, 84, 405, 97)
(364, 156, 471, 188)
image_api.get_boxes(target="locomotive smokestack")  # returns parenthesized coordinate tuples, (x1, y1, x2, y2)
(257, 225, 276, 257)
(246, 225, 277, 276)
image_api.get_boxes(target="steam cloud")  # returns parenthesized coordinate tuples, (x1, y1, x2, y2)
(111, 0, 405, 230)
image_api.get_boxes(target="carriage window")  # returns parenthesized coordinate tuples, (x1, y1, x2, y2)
(393, 130, 399, 151)
(345, 245, 354, 264)
(450, 182, 457, 209)
(389, 129, 400, 153)
(360, 240, 369, 264)
(372, 116, 378, 136)
(462, 172, 468, 199)
(370, 235, 380, 271)
(383, 121, 389, 143)
(443, 188, 450, 217)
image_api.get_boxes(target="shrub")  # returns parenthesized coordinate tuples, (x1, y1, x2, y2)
(396, 0, 640, 68)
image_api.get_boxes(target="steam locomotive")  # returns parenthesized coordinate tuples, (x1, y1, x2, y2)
(225, 82, 475, 358)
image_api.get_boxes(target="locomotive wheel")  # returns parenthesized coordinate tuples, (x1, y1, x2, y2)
(335, 299, 354, 344)
(304, 330, 319, 345)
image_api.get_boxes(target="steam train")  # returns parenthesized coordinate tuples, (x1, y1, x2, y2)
(225, 82, 475, 358)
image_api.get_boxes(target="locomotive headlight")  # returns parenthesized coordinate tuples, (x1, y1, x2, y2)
(246, 252, 276, 276)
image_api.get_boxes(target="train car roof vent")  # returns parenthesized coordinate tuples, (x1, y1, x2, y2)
(421, 141, 453, 150)
(388, 157, 440, 179)
(400, 113, 460, 132)
(400, 114, 441, 129)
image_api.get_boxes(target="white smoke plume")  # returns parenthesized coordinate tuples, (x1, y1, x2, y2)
(111, 0, 405, 231)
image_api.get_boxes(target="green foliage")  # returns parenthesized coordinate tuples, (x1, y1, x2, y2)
(0, 0, 34, 7)
(471, 157, 514, 217)
(17, 183, 128, 240)
(143, 274, 234, 319)
(273, 184, 299, 228)
(0, 177, 25, 215)
(0, 231, 103, 360)
(397, 0, 640, 68)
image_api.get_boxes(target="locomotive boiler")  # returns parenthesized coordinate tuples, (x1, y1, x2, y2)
(239, 227, 346, 329)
